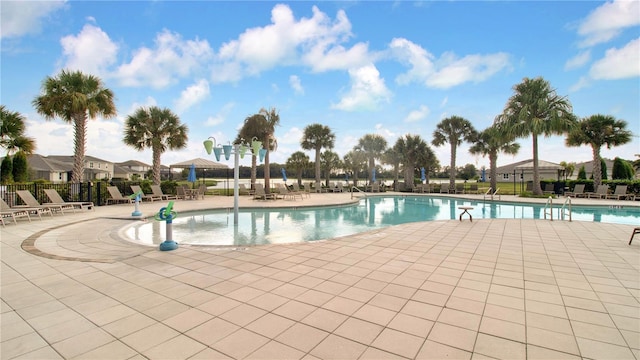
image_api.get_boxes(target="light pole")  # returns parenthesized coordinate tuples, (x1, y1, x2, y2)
(204, 137, 262, 226)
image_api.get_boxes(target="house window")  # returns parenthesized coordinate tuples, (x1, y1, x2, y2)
(59, 173, 62, 180)
(89, 162, 94, 168)
(502, 173, 510, 180)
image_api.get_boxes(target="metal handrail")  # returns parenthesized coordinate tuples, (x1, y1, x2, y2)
(483, 187, 501, 201)
(544, 196, 553, 221)
(561, 196, 572, 221)
(351, 186, 367, 199)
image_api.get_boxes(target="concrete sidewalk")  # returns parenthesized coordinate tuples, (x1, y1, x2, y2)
(1, 192, 639, 359)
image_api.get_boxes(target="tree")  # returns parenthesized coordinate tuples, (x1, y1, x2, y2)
(394, 134, 433, 187)
(612, 157, 634, 180)
(343, 150, 367, 186)
(469, 124, 520, 192)
(236, 113, 264, 190)
(382, 147, 402, 189)
(566, 114, 632, 189)
(559, 161, 575, 181)
(577, 165, 587, 180)
(1, 155, 13, 183)
(33, 70, 116, 182)
(320, 150, 341, 187)
(356, 134, 387, 184)
(286, 151, 311, 186)
(498, 77, 576, 195)
(432, 116, 478, 191)
(301, 124, 335, 190)
(123, 106, 188, 184)
(0, 105, 36, 155)
(458, 164, 478, 181)
(12, 151, 28, 182)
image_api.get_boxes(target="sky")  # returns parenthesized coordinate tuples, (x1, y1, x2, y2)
(1, 0, 639, 172)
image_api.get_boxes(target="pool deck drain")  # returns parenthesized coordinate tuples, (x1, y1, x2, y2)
(1, 192, 639, 359)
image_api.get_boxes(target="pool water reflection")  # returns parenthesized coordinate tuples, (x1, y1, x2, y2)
(124, 196, 639, 246)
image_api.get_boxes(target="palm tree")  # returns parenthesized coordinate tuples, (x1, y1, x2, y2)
(394, 134, 435, 187)
(469, 124, 520, 192)
(566, 114, 632, 189)
(286, 151, 311, 186)
(382, 147, 402, 190)
(432, 116, 478, 192)
(497, 77, 576, 195)
(559, 161, 575, 181)
(236, 108, 280, 192)
(320, 150, 341, 187)
(0, 106, 36, 155)
(356, 134, 387, 184)
(301, 124, 335, 190)
(33, 70, 116, 182)
(343, 150, 367, 187)
(236, 113, 265, 190)
(123, 106, 188, 184)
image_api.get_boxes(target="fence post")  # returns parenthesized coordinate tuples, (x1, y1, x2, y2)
(87, 181, 93, 204)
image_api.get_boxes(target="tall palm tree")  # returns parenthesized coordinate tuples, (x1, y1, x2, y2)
(301, 123, 335, 189)
(382, 147, 402, 190)
(237, 108, 280, 192)
(469, 124, 520, 192)
(394, 134, 435, 187)
(343, 150, 367, 186)
(236, 113, 265, 190)
(497, 77, 576, 195)
(356, 134, 387, 184)
(432, 116, 478, 191)
(286, 151, 311, 186)
(559, 161, 575, 181)
(566, 114, 632, 189)
(123, 106, 188, 184)
(33, 70, 116, 182)
(320, 150, 341, 187)
(0, 106, 36, 155)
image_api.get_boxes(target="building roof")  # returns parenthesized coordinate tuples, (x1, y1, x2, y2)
(496, 159, 563, 173)
(116, 160, 151, 167)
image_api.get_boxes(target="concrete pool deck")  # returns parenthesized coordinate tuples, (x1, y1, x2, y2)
(1, 192, 639, 359)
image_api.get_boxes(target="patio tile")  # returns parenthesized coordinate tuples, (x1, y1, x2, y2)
(245, 340, 305, 360)
(101, 313, 157, 339)
(372, 328, 425, 358)
(246, 313, 295, 338)
(571, 320, 627, 346)
(185, 317, 240, 346)
(526, 326, 579, 355)
(415, 339, 472, 359)
(526, 345, 581, 360)
(321, 296, 364, 316)
(359, 347, 408, 359)
(437, 308, 481, 331)
(51, 327, 115, 359)
(218, 303, 267, 327)
(387, 313, 435, 337)
(275, 322, 329, 352)
(0, 332, 49, 359)
(211, 328, 269, 359)
(301, 307, 348, 332)
(412, 289, 449, 306)
(576, 337, 636, 359)
(427, 322, 477, 352)
(473, 333, 525, 359)
(162, 308, 213, 332)
(353, 303, 397, 326)
(334, 317, 384, 345)
(72, 340, 137, 359)
(309, 334, 367, 360)
(273, 300, 317, 321)
(479, 316, 526, 342)
(142, 334, 206, 359)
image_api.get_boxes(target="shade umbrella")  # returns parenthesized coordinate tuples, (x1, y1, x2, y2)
(187, 163, 197, 185)
(281, 168, 287, 183)
(371, 168, 376, 184)
(421, 167, 426, 183)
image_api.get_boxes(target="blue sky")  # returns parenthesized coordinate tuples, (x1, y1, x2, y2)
(1, 1, 638, 171)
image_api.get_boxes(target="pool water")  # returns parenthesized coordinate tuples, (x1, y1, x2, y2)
(124, 196, 640, 246)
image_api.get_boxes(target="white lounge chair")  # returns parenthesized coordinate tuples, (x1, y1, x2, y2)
(151, 185, 177, 200)
(0, 198, 33, 225)
(43, 188, 93, 211)
(16, 190, 63, 215)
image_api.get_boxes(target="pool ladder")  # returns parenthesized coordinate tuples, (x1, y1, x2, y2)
(543, 196, 572, 221)
(351, 186, 367, 199)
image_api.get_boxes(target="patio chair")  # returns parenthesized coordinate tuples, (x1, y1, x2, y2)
(176, 185, 195, 200)
(106, 186, 133, 205)
(542, 183, 555, 196)
(371, 182, 380, 193)
(43, 189, 93, 212)
(455, 183, 465, 194)
(195, 184, 207, 200)
(276, 184, 303, 200)
(151, 185, 177, 200)
(292, 183, 310, 198)
(253, 184, 275, 200)
(238, 184, 255, 196)
(564, 184, 585, 198)
(467, 183, 479, 194)
(16, 190, 64, 215)
(587, 185, 609, 199)
(130, 185, 161, 202)
(440, 184, 450, 194)
(630, 227, 640, 245)
(606, 185, 633, 200)
(0, 198, 33, 226)
(413, 184, 424, 193)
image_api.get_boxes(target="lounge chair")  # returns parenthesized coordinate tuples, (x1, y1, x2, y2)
(130, 185, 161, 202)
(630, 227, 640, 245)
(440, 185, 450, 194)
(542, 183, 555, 196)
(467, 184, 479, 194)
(292, 183, 310, 198)
(106, 186, 133, 205)
(276, 184, 303, 200)
(587, 185, 609, 199)
(238, 184, 255, 196)
(606, 185, 634, 200)
(0, 198, 33, 225)
(564, 184, 585, 198)
(455, 183, 465, 194)
(371, 182, 380, 193)
(16, 190, 64, 215)
(254, 184, 275, 200)
(43, 189, 93, 212)
(413, 184, 425, 193)
(151, 185, 177, 200)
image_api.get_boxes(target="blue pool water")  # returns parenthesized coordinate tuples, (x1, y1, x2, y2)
(124, 196, 640, 246)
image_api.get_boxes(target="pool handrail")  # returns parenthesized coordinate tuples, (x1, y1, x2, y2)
(561, 196, 572, 222)
(351, 186, 367, 199)
(544, 196, 554, 221)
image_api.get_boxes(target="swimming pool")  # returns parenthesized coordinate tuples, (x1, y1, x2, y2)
(124, 195, 640, 246)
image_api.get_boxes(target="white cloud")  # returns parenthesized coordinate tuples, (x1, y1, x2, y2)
(440, 97, 448, 107)
(390, 38, 511, 89)
(211, 4, 373, 83)
(404, 105, 430, 122)
(278, 127, 303, 145)
(0, 1, 65, 39)
(569, 76, 591, 92)
(174, 79, 210, 113)
(564, 50, 591, 70)
(60, 24, 118, 76)
(590, 38, 640, 79)
(289, 75, 304, 94)
(331, 65, 391, 111)
(116, 29, 213, 88)
(577, 0, 640, 47)
(205, 102, 235, 127)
